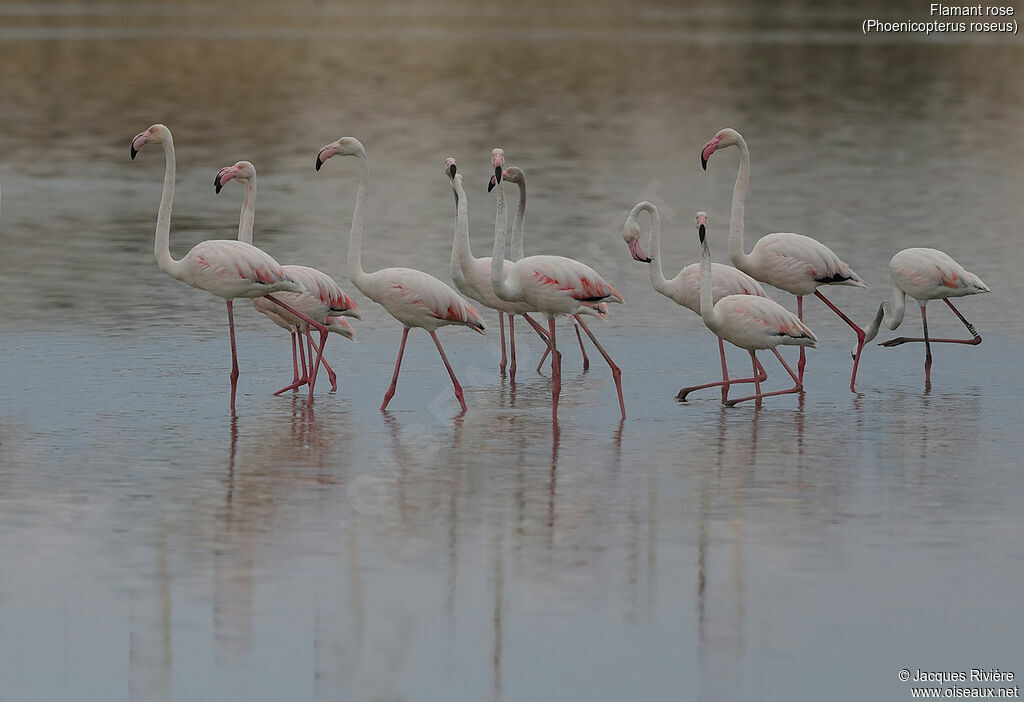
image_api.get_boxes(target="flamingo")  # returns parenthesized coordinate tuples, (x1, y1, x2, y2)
(443, 158, 545, 382)
(692, 212, 817, 407)
(315, 136, 486, 413)
(497, 164, 606, 373)
(701, 128, 866, 391)
(259, 306, 356, 393)
(488, 149, 626, 420)
(622, 200, 771, 402)
(130, 124, 329, 410)
(855, 247, 988, 386)
(214, 160, 360, 395)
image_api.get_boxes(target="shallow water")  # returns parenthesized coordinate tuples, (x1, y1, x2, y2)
(1, 2, 1023, 701)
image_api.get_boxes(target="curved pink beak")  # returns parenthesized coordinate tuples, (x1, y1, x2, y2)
(700, 136, 720, 170)
(316, 143, 339, 171)
(130, 130, 150, 160)
(214, 166, 238, 193)
(628, 238, 652, 263)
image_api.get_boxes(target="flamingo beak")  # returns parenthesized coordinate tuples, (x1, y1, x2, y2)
(700, 136, 720, 171)
(487, 174, 497, 192)
(130, 131, 149, 160)
(214, 166, 235, 194)
(698, 223, 707, 244)
(491, 149, 505, 188)
(315, 144, 338, 172)
(628, 238, 652, 263)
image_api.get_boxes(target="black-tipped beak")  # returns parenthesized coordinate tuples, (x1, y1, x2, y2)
(214, 173, 223, 194)
(494, 165, 503, 182)
(487, 175, 497, 193)
(315, 156, 324, 172)
(448, 163, 457, 178)
(700, 154, 708, 171)
(130, 145, 138, 160)
(698, 223, 706, 243)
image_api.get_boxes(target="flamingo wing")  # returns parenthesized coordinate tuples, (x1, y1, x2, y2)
(372, 268, 486, 331)
(284, 265, 360, 316)
(525, 255, 624, 303)
(757, 233, 864, 287)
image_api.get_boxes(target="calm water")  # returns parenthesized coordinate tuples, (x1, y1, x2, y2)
(1, 2, 1023, 701)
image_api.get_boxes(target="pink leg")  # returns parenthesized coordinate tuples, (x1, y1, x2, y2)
(307, 329, 338, 392)
(429, 330, 467, 413)
(572, 314, 625, 419)
(922, 304, 932, 384)
(549, 318, 561, 419)
(226, 300, 239, 411)
(306, 332, 318, 394)
(814, 289, 866, 393)
(796, 296, 806, 384)
(880, 298, 983, 346)
(725, 348, 803, 407)
(381, 327, 410, 411)
(290, 331, 300, 385)
(750, 350, 762, 409)
(498, 312, 508, 376)
(265, 295, 328, 403)
(274, 328, 310, 396)
(508, 315, 517, 382)
(537, 345, 550, 374)
(676, 337, 767, 402)
(573, 321, 590, 371)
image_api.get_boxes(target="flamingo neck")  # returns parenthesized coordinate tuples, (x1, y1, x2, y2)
(862, 282, 906, 344)
(449, 176, 474, 294)
(347, 154, 369, 288)
(237, 174, 256, 245)
(510, 179, 526, 262)
(153, 136, 184, 279)
(698, 237, 719, 332)
(728, 135, 753, 270)
(635, 202, 668, 294)
(490, 179, 518, 301)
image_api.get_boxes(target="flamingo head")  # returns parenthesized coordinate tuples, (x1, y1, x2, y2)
(701, 128, 740, 170)
(315, 136, 366, 171)
(326, 316, 356, 341)
(488, 148, 505, 190)
(502, 166, 525, 185)
(623, 213, 652, 263)
(214, 160, 255, 194)
(696, 211, 708, 244)
(443, 157, 457, 180)
(130, 123, 170, 160)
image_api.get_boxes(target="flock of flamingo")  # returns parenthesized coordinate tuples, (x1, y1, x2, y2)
(130, 124, 991, 418)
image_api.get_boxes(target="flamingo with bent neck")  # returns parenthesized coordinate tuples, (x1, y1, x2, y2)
(701, 128, 866, 392)
(693, 212, 817, 407)
(496, 164, 605, 374)
(856, 247, 988, 387)
(622, 200, 770, 402)
(488, 148, 626, 420)
(214, 160, 359, 395)
(444, 158, 547, 383)
(315, 136, 486, 413)
(130, 124, 329, 411)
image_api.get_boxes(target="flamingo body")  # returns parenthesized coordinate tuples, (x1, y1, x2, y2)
(709, 293, 817, 350)
(356, 267, 486, 333)
(501, 255, 624, 317)
(737, 232, 864, 296)
(888, 247, 989, 303)
(169, 239, 305, 299)
(251, 264, 359, 329)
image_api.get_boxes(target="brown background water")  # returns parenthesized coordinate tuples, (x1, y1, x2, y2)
(1, 2, 1022, 701)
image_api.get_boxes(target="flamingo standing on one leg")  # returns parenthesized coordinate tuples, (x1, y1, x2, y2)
(494, 164, 603, 374)
(488, 148, 625, 420)
(855, 247, 988, 387)
(315, 136, 485, 413)
(130, 124, 329, 410)
(700, 128, 866, 391)
(692, 212, 817, 407)
(443, 158, 547, 383)
(622, 201, 770, 402)
(214, 160, 359, 395)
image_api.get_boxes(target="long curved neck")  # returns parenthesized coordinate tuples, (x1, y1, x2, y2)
(153, 136, 184, 279)
(699, 237, 719, 332)
(510, 180, 526, 261)
(450, 177, 473, 292)
(728, 136, 753, 269)
(635, 202, 668, 294)
(490, 179, 518, 300)
(237, 174, 256, 244)
(347, 154, 369, 287)
(862, 283, 907, 344)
